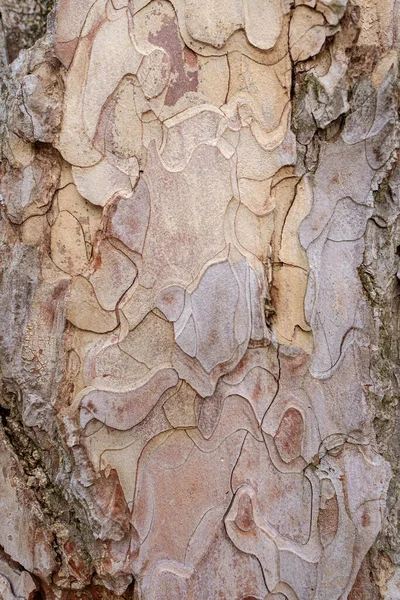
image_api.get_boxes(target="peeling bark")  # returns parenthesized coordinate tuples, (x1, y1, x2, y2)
(0, 0, 399, 599)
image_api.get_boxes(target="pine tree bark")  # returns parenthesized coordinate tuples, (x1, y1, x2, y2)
(0, 1, 399, 599)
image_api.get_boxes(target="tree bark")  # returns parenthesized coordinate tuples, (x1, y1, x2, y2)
(0, 1, 399, 599)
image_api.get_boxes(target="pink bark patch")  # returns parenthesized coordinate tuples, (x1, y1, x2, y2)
(149, 10, 198, 106)
(274, 407, 304, 463)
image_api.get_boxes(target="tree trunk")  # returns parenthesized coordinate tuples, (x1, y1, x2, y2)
(0, 1, 399, 599)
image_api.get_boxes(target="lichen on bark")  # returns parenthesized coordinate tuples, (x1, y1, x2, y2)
(0, 0, 55, 64)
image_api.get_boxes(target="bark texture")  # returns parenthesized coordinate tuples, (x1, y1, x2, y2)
(0, 1, 399, 599)
(0, 0, 55, 64)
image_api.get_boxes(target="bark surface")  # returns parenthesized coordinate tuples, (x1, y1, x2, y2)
(0, 1, 399, 599)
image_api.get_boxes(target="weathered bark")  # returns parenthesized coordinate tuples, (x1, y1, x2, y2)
(0, 0, 55, 63)
(0, 1, 399, 599)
